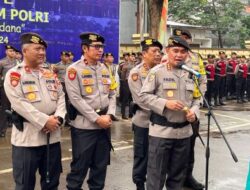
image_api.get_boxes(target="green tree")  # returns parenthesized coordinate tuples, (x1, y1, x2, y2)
(169, 0, 248, 48)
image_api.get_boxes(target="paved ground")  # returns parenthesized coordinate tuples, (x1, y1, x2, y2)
(1, 100, 250, 190)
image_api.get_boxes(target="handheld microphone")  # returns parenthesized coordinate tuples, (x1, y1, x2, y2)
(177, 62, 201, 78)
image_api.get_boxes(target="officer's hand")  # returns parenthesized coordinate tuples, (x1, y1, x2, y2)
(96, 116, 112, 129)
(186, 110, 196, 123)
(165, 100, 184, 111)
(43, 115, 60, 133)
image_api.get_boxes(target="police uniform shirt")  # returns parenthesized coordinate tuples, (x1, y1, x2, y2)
(4, 62, 66, 147)
(0, 57, 17, 81)
(65, 56, 116, 130)
(140, 64, 200, 139)
(128, 62, 151, 128)
(53, 61, 70, 83)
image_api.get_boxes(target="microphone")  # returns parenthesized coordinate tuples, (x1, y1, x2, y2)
(177, 62, 201, 78)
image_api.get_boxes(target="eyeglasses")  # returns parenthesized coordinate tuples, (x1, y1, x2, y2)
(89, 44, 105, 50)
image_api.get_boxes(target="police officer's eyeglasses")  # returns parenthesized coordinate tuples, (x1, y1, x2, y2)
(89, 44, 105, 50)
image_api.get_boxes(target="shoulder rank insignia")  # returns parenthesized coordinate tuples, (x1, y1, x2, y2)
(132, 73, 138, 81)
(68, 68, 77, 80)
(10, 72, 21, 87)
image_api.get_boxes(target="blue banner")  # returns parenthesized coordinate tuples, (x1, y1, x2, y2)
(0, 0, 120, 63)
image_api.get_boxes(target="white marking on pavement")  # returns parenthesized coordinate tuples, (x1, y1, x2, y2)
(201, 110, 250, 122)
(0, 143, 133, 175)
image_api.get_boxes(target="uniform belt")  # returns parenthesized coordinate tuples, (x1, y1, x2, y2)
(95, 107, 108, 115)
(150, 112, 189, 129)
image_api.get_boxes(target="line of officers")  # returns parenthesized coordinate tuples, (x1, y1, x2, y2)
(1, 29, 207, 190)
(204, 51, 250, 105)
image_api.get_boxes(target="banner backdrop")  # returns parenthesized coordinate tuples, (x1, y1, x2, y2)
(0, 0, 120, 63)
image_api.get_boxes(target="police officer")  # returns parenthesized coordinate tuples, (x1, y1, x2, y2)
(119, 53, 136, 119)
(53, 51, 70, 84)
(214, 51, 227, 106)
(226, 52, 238, 99)
(118, 52, 129, 104)
(104, 53, 118, 91)
(235, 55, 248, 103)
(128, 38, 162, 190)
(65, 32, 116, 190)
(68, 51, 75, 64)
(205, 54, 215, 106)
(4, 32, 66, 189)
(0, 44, 17, 137)
(140, 36, 200, 190)
(173, 28, 206, 190)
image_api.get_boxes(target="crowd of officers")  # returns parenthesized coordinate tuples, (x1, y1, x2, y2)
(0, 28, 247, 190)
(204, 51, 250, 105)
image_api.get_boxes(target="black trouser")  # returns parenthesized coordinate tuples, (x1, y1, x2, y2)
(66, 128, 111, 190)
(185, 121, 200, 179)
(12, 143, 62, 190)
(226, 74, 236, 96)
(247, 79, 250, 100)
(236, 77, 246, 100)
(146, 136, 190, 190)
(205, 80, 214, 104)
(214, 75, 226, 100)
(0, 86, 11, 134)
(61, 83, 70, 123)
(132, 124, 149, 186)
(121, 80, 132, 117)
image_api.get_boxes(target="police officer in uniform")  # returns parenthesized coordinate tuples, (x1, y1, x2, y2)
(235, 55, 248, 103)
(119, 53, 136, 119)
(214, 51, 227, 106)
(173, 28, 206, 190)
(0, 44, 17, 137)
(118, 52, 129, 104)
(205, 54, 215, 106)
(4, 32, 66, 190)
(128, 38, 162, 190)
(65, 32, 116, 190)
(226, 52, 238, 99)
(140, 36, 201, 190)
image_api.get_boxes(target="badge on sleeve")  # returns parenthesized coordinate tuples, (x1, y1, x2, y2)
(148, 73, 155, 82)
(68, 68, 77, 81)
(131, 73, 138, 81)
(10, 72, 21, 87)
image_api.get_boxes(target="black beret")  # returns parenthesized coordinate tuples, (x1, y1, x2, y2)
(207, 54, 214, 59)
(5, 44, 15, 50)
(61, 51, 70, 56)
(241, 55, 246, 59)
(123, 52, 130, 57)
(167, 36, 190, 50)
(105, 53, 113, 57)
(68, 51, 74, 56)
(173, 28, 192, 39)
(140, 38, 163, 50)
(130, 52, 136, 56)
(80, 32, 105, 45)
(20, 32, 47, 48)
(219, 51, 225, 55)
(231, 52, 237, 55)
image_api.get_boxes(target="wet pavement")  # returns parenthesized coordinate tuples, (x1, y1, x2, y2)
(1, 100, 250, 190)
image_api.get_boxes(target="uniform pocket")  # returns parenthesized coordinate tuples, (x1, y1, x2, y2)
(22, 85, 41, 103)
(81, 78, 95, 96)
(185, 82, 195, 100)
(46, 83, 58, 101)
(162, 82, 177, 99)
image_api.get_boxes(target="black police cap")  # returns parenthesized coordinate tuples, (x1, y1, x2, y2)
(140, 38, 163, 50)
(61, 51, 70, 56)
(20, 32, 47, 48)
(167, 36, 190, 50)
(123, 52, 130, 57)
(105, 53, 114, 57)
(5, 44, 15, 50)
(219, 51, 225, 55)
(207, 54, 214, 59)
(173, 28, 192, 39)
(80, 32, 105, 45)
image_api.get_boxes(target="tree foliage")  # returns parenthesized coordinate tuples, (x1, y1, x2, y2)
(168, 0, 250, 48)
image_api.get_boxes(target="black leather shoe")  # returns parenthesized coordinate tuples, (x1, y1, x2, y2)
(184, 176, 204, 190)
(136, 183, 145, 190)
(122, 116, 128, 120)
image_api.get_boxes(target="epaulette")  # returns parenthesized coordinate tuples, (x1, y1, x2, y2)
(150, 64, 164, 73)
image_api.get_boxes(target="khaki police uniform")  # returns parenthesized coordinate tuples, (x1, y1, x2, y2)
(65, 56, 116, 190)
(0, 56, 17, 136)
(140, 62, 200, 190)
(128, 62, 151, 188)
(4, 62, 66, 189)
